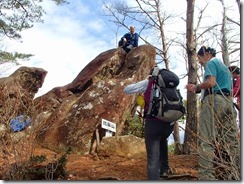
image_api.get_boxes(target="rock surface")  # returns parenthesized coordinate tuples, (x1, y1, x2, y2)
(32, 45, 156, 154)
(0, 66, 47, 124)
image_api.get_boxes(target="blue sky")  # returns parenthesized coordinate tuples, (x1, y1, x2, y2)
(2, 0, 115, 97)
(1, 0, 240, 99)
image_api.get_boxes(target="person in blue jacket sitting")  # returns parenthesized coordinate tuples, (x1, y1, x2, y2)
(118, 26, 139, 53)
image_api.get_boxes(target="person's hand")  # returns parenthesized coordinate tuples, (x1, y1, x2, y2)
(123, 38, 127, 42)
(127, 45, 133, 49)
(147, 75, 152, 79)
(185, 83, 196, 93)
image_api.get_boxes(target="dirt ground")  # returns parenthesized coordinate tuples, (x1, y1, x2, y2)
(65, 154, 198, 180)
(0, 146, 198, 181)
(33, 147, 198, 181)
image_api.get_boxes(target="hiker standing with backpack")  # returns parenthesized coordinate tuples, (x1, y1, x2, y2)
(123, 66, 184, 180)
(185, 46, 240, 180)
(118, 26, 139, 53)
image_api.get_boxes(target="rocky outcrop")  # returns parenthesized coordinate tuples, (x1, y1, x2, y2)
(0, 45, 156, 155)
(0, 66, 47, 124)
(33, 44, 156, 154)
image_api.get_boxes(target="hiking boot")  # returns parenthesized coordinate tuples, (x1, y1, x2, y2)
(160, 172, 168, 178)
(160, 168, 173, 179)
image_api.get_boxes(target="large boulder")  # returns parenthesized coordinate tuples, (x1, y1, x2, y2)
(97, 135, 146, 159)
(33, 44, 156, 154)
(0, 66, 47, 124)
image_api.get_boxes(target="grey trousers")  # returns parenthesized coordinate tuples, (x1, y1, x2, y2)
(198, 94, 240, 180)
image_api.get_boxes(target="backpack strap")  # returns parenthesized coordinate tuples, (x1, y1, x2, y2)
(157, 71, 166, 88)
(146, 80, 156, 117)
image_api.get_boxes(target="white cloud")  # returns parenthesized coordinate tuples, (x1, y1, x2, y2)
(2, 0, 112, 98)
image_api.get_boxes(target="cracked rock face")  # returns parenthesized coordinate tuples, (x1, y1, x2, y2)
(1, 45, 156, 154)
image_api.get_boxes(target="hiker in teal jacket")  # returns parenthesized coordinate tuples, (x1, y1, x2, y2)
(186, 46, 240, 180)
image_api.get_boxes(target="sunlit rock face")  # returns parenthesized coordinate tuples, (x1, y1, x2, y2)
(2, 45, 156, 154)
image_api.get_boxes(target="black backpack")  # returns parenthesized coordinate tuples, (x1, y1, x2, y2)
(146, 67, 185, 122)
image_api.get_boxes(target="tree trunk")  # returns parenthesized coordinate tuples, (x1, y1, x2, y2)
(183, 0, 198, 155)
(155, 0, 170, 69)
(220, 0, 230, 66)
(173, 121, 182, 154)
(154, 0, 179, 148)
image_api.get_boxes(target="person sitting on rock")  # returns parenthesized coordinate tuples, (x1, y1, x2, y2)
(118, 26, 139, 53)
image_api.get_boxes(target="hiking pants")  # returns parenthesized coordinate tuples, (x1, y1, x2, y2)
(144, 118, 174, 180)
(198, 94, 240, 180)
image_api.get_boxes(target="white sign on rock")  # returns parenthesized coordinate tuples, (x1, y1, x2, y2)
(101, 119, 116, 137)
